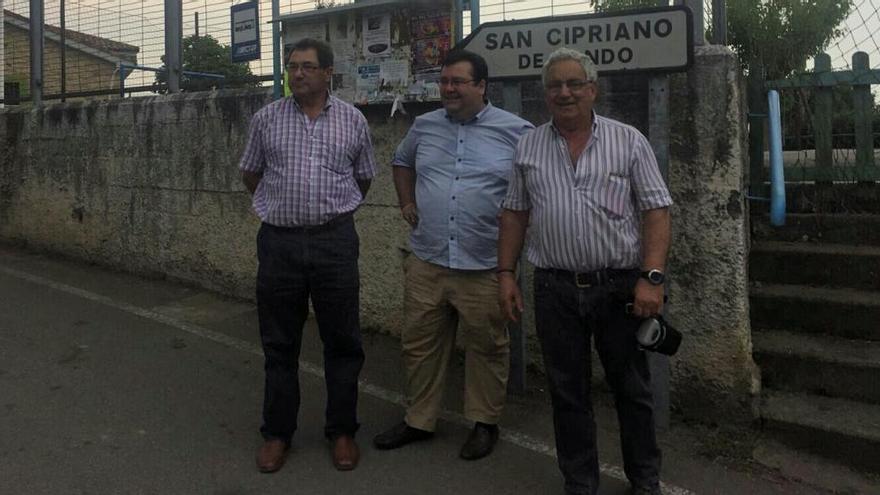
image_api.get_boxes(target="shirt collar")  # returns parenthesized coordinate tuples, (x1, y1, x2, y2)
(291, 90, 334, 112)
(445, 101, 493, 124)
(550, 110, 600, 140)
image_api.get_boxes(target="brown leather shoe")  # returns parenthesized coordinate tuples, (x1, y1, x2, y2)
(331, 435, 360, 471)
(256, 439, 289, 473)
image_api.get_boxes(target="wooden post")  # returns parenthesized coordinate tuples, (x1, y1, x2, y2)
(852, 52, 874, 182)
(748, 58, 767, 196)
(712, 0, 727, 45)
(502, 80, 526, 395)
(813, 53, 833, 184)
(648, 74, 671, 432)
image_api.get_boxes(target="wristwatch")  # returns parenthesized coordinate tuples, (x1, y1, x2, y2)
(640, 269, 665, 286)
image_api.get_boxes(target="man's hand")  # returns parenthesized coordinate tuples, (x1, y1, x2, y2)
(400, 203, 419, 227)
(498, 273, 523, 322)
(632, 279, 664, 318)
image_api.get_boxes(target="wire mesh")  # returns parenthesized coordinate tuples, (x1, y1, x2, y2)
(461, 1, 596, 35)
(827, 0, 880, 71)
(768, 2, 880, 182)
(2, 0, 355, 100)
(6, 0, 880, 106)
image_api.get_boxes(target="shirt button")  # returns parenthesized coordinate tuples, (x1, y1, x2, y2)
(459, 139, 463, 143)
(450, 236, 454, 240)
(455, 176, 459, 180)
(450, 216, 454, 221)
(451, 196, 456, 200)
(457, 158, 462, 162)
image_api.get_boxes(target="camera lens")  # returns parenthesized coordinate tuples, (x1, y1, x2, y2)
(636, 318, 663, 347)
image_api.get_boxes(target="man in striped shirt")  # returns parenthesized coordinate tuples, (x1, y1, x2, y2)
(498, 47, 672, 495)
(239, 38, 377, 474)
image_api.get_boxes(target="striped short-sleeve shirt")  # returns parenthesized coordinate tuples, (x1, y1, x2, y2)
(238, 95, 377, 227)
(502, 113, 673, 272)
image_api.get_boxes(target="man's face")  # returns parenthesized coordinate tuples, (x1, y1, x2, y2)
(287, 48, 332, 98)
(544, 59, 597, 123)
(440, 61, 486, 121)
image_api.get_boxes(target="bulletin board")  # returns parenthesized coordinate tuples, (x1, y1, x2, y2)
(281, 0, 457, 106)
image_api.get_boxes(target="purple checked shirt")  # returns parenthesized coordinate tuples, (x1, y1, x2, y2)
(239, 95, 377, 227)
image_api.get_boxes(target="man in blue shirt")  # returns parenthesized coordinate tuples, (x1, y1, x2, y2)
(373, 50, 534, 460)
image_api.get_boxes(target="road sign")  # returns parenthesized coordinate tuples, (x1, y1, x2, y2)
(457, 6, 693, 79)
(231, 1, 261, 63)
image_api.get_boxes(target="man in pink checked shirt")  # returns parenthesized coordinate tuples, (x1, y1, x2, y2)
(239, 38, 377, 475)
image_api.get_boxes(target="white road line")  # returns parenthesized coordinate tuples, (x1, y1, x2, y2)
(0, 264, 695, 495)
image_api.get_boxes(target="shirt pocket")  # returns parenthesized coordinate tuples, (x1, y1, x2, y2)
(596, 174, 633, 219)
(320, 141, 355, 175)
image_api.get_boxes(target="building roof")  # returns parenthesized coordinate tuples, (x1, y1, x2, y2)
(4, 9, 139, 64)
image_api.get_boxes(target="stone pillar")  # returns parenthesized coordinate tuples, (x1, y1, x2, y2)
(666, 45, 760, 422)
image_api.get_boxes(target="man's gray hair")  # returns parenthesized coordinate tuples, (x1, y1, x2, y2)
(542, 48, 598, 86)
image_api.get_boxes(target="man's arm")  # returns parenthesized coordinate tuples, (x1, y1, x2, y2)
(241, 171, 263, 195)
(632, 206, 671, 318)
(392, 166, 418, 227)
(498, 208, 530, 322)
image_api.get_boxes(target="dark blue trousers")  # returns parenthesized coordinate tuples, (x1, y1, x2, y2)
(533, 268, 661, 495)
(256, 216, 364, 443)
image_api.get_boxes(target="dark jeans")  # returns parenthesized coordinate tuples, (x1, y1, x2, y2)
(256, 216, 365, 443)
(534, 268, 661, 495)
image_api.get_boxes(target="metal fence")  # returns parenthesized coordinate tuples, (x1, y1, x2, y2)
(3, 0, 300, 101)
(0, 0, 730, 104)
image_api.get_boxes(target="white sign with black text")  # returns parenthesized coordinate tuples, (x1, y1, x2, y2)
(457, 6, 693, 79)
(231, 1, 261, 63)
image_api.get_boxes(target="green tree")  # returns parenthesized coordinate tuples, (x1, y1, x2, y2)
(155, 34, 259, 92)
(591, 0, 852, 79)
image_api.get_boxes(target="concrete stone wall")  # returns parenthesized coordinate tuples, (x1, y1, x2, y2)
(0, 45, 758, 423)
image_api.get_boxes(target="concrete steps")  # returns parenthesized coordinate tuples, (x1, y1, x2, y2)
(761, 392, 880, 474)
(750, 192, 880, 473)
(753, 330, 880, 404)
(783, 183, 880, 214)
(750, 241, 880, 290)
(750, 284, 880, 341)
(751, 213, 880, 245)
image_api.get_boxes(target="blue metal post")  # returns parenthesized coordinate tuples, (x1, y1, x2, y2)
(767, 90, 786, 226)
(455, 0, 463, 42)
(470, 0, 479, 30)
(272, 0, 282, 99)
(29, 0, 44, 105)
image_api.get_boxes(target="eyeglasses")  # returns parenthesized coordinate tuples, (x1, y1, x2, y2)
(439, 78, 475, 88)
(545, 79, 592, 94)
(286, 63, 322, 74)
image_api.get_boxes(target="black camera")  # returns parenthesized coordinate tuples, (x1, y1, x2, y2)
(635, 315, 682, 356)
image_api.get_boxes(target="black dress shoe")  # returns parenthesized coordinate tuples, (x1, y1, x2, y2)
(459, 422, 499, 460)
(630, 484, 662, 495)
(373, 421, 434, 450)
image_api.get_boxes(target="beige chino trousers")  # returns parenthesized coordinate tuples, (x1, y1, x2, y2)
(401, 255, 510, 431)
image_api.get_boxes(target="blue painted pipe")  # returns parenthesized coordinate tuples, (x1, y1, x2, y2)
(767, 90, 786, 226)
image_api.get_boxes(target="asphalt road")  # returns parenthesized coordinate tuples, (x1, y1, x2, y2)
(0, 245, 848, 495)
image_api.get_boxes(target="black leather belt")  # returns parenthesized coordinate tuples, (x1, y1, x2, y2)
(265, 212, 353, 233)
(537, 267, 639, 288)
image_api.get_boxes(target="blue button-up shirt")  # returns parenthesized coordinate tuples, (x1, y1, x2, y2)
(392, 104, 534, 270)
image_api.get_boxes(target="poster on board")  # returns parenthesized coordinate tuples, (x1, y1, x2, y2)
(410, 11, 451, 76)
(362, 13, 391, 58)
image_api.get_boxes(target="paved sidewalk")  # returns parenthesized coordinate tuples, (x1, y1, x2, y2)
(0, 245, 870, 494)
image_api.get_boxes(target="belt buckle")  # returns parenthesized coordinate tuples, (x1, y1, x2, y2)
(575, 272, 592, 288)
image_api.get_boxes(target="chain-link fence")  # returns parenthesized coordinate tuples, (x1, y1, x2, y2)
(758, 1, 880, 184)
(8, 0, 880, 106)
(2, 0, 321, 101)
